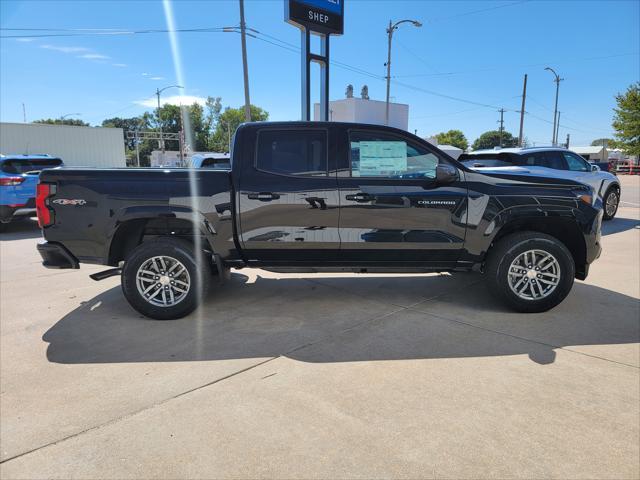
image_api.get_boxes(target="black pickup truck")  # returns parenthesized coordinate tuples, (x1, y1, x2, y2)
(36, 122, 602, 319)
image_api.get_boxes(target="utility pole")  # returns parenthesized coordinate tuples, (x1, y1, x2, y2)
(556, 111, 561, 146)
(155, 85, 183, 155)
(22, 103, 27, 123)
(498, 108, 505, 147)
(545, 67, 563, 145)
(385, 18, 422, 126)
(566, 133, 570, 149)
(239, 0, 252, 123)
(518, 74, 527, 147)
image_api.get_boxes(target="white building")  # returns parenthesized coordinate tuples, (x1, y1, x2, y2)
(425, 137, 464, 159)
(313, 97, 409, 131)
(571, 145, 608, 162)
(0, 122, 126, 168)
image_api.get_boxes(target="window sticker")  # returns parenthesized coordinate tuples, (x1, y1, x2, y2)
(358, 141, 407, 176)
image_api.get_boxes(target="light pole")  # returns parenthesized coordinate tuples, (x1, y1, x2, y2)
(544, 67, 563, 145)
(239, 0, 252, 123)
(156, 85, 183, 154)
(385, 19, 422, 126)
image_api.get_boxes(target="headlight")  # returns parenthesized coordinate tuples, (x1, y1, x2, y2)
(573, 186, 594, 205)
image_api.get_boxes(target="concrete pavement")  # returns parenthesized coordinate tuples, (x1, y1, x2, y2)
(1, 176, 638, 479)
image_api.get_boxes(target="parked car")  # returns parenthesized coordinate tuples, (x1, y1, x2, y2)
(459, 147, 621, 220)
(189, 153, 230, 169)
(36, 122, 602, 319)
(0, 154, 63, 231)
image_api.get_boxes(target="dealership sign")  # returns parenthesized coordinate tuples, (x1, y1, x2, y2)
(285, 0, 344, 35)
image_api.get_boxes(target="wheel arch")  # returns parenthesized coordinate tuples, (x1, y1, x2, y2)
(107, 208, 215, 266)
(490, 216, 587, 278)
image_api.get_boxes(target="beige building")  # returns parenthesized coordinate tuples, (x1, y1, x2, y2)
(0, 122, 126, 167)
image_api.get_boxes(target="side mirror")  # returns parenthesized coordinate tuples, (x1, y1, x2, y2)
(591, 164, 600, 172)
(436, 164, 459, 184)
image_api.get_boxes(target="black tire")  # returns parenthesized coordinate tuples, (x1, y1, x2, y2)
(485, 232, 575, 313)
(121, 237, 211, 320)
(0, 222, 8, 233)
(602, 187, 620, 221)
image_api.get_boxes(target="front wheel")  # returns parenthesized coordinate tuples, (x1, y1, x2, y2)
(603, 187, 620, 220)
(485, 232, 575, 313)
(121, 237, 211, 320)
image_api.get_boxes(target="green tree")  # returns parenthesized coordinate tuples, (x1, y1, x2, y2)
(34, 118, 89, 127)
(210, 105, 269, 153)
(102, 114, 154, 166)
(434, 129, 469, 150)
(612, 82, 640, 156)
(472, 130, 517, 150)
(102, 114, 153, 150)
(590, 138, 618, 149)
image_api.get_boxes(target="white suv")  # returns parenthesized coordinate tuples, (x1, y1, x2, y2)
(460, 147, 621, 220)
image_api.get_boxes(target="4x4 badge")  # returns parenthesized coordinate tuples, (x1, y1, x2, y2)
(52, 199, 87, 206)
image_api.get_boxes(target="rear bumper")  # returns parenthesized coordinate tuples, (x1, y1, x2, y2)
(37, 241, 80, 269)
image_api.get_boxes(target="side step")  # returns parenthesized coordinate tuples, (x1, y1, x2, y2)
(90, 268, 122, 281)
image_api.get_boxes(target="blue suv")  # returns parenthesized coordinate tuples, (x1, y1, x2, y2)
(0, 154, 63, 231)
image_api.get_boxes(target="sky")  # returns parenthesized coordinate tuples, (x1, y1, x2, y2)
(1, 0, 638, 146)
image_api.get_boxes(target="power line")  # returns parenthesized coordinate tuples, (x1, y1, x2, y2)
(428, 0, 530, 23)
(0, 27, 228, 38)
(393, 52, 639, 78)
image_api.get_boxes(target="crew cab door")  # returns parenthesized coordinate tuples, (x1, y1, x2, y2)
(337, 128, 468, 267)
(237, 126, 340, 263)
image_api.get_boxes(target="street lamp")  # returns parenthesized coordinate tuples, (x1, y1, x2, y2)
(385, 19, 422, 126)
(156, 84, 184, 153)
(60, 113, 81, 120)
(544, 67, 563, 146)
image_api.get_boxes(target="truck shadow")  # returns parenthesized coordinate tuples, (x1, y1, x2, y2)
(42, 272, 640, 366)
(602, 216, 640, 236)
(0, 218, 41, 240)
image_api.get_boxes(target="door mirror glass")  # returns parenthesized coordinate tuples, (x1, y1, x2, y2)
(436, 164, 458, 184)
(591, 164, 600, 172)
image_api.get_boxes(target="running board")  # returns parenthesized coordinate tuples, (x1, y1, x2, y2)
(90, 268, 122, 281)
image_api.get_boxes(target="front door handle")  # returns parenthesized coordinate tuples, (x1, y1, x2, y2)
(247, 192, 281, 201)
(346, 193, 374, 203)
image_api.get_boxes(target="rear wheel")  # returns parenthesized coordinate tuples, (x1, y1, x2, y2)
(603, 187, 619, 220)
(485, 232, 575, 313)
(121, 237, 210, 320)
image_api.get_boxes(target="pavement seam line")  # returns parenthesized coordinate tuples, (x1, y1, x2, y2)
(406, 306, 640, 369)
(0, 356, 279, 465)
(0, 277, 415, 464)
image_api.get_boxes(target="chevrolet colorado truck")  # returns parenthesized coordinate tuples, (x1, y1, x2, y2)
(36, 122, 602, 319)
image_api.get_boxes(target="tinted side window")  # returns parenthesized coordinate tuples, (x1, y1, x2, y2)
(519, 152, 565, 169)
(349, 131, 439, 179)
(563, 152, 589, 172)
(256, 130, 327, 176)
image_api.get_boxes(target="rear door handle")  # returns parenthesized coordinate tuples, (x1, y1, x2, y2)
(247, 192, 280, 201)
(346, 193, 374, 203)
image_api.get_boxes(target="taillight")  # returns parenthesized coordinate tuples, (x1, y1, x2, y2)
(36, 183, 55, 228)
(0, 176, 26, 186)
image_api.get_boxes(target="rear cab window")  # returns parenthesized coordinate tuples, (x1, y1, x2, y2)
(256, 130, 327, 177)
(349, 131, 439, 179)
(1, 158, 63, 174)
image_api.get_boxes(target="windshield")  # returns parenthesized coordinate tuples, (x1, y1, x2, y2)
(0, 158, 63, 174)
